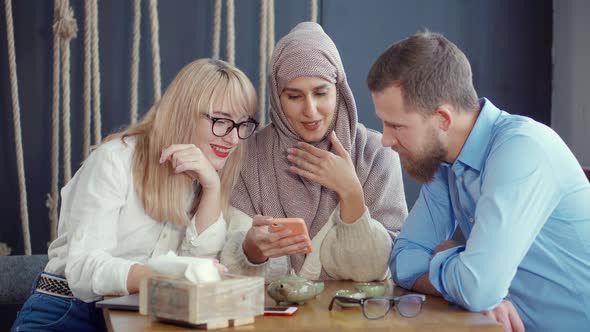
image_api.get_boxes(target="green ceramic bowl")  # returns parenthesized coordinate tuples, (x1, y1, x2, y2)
(353, 282, 386, 297)
(333, 289, 366, 307)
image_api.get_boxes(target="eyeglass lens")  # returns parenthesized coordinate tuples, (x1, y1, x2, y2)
(212, 118, 257, 139)
(363, 295, 423, 319)
(364, 298, 391, 319)
(396, 296, 423, 317)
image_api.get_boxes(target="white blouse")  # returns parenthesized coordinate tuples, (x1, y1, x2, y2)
(45, 138, 226, 302)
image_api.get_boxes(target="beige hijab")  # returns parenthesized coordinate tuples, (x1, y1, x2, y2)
(231, 22, 406, 277)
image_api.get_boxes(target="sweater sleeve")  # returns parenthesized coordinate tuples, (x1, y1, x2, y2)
(220, 207, 291, 281)
(320, 205, 393, 281)
(219, 208, 266, 276)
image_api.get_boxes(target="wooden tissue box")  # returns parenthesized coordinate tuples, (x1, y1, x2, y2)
(139, 273, 264, 329)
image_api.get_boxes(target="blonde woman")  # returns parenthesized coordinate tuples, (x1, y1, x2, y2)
(11, 59, 257, 332)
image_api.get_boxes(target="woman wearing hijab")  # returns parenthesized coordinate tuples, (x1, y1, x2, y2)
(221, 22, 407, 281)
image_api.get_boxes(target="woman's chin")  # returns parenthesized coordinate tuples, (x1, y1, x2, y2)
(206, 156, 226, 171)
(299, 130, 328, 143)
(213, 161, 226, 171)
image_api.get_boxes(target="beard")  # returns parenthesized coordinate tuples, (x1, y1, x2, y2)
(400, 130, 447, 184)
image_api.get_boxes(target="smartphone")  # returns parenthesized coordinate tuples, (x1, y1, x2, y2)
(264, 306, 298, 316)
(270, 218, 313, 253)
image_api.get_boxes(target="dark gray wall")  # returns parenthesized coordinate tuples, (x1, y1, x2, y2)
(552, 0, 590, 166)
(0, 0, 552, 255)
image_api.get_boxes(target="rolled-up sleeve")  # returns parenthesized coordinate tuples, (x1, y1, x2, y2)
(428, 245, 464, 303)
(179, 214, 227, 259)
(391, 168, 455, 289)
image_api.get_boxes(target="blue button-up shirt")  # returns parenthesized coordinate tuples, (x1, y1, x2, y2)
(391, 98, 590, 331)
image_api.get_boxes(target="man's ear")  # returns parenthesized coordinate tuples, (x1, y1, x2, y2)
(434, 105, 453, 131)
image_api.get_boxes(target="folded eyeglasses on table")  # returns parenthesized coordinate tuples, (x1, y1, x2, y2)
(328, 294, 426, 319)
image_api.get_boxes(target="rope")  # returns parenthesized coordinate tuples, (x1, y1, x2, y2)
(310, 0, 318, 23)
(91, 0, 101, 144)
(226, 0, 235, 65)
(4, 0, 31, 255)
(267, 0, 274, 59)
(258, 0, 268, 126)
(48, 0, 61, 241)
(59, 0, 77, 184)
(46, 0, 77, 240)
(148, 0, 161, 100)
(212, 0, 221, 59)
(130, 0, 141, 124)
(83, 0, 91, 158)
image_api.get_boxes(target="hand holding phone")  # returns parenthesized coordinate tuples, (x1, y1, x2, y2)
(270, 218, 313, 253)
(264, 306, 298, 316)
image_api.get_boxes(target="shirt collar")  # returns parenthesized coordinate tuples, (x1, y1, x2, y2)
(452, 98, 502, 172)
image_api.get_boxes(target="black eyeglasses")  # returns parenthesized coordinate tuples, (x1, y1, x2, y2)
(329, 294, 426, 319)
(203, 114, 259, 139)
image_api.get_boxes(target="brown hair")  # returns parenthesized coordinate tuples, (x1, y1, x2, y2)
(104, 59, 257, 225)
(367, 31, 478, 114)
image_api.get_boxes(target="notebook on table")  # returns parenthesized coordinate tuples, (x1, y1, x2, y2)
(96, 293, 139, 311)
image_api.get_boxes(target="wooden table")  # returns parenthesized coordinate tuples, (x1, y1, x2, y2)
(103, 281, 501, 331)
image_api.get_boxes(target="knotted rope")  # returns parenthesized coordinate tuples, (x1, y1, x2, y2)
(46, 0, 77, 242)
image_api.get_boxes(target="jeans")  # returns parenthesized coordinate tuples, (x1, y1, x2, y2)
(10, 273, 106, 332)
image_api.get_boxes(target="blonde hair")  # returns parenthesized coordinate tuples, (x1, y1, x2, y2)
(104, 59, 257, 225)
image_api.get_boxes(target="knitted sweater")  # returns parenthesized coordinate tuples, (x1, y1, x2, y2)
(220, 206, 396, 282)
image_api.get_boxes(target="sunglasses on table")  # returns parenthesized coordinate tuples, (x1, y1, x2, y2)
(328, 294, 426, 319)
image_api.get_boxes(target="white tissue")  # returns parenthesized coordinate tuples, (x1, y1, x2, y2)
(148, 251, 221, 284)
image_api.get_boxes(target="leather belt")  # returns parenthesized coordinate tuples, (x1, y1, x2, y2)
(35, 272, 75, 299)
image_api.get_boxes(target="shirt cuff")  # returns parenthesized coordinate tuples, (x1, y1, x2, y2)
(391, 248, 432, 289)
(429, 245, 465, 302)
(120, 262, 140, 296)
(181, 214, 227, 258)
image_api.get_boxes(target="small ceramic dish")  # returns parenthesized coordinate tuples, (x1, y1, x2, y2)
(333, 289, 366, 307)
(353, 282, 386, 297)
